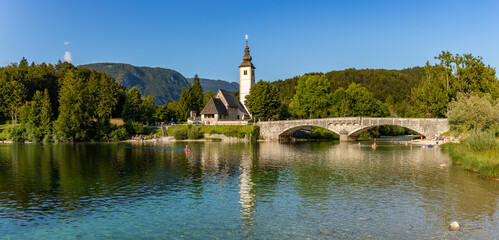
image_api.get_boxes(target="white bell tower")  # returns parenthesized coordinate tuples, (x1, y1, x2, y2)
(239, 35, 255, 112)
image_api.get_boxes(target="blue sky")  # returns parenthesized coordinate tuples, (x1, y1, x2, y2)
(1, 0, 498, 82)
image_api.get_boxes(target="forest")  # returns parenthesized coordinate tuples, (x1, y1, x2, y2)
(248, 51, 498, 120)
(0, 59, 209, 142)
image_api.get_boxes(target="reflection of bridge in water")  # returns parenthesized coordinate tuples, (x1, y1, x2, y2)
(257, 117, 449, 142)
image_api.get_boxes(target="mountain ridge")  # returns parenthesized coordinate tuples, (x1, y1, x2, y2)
(79, 63, 238, 104)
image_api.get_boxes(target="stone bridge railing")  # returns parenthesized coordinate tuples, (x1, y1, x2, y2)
(257, 117, 449, 142)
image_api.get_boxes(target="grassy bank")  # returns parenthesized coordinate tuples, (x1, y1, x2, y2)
(443, 132, 499, 178)
(167, 125, 258, 139)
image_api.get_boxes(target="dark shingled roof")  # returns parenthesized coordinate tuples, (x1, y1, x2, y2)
(200, 98, 228, 115)
(218, 89, 249, 114)
(219, 89, 239, 108)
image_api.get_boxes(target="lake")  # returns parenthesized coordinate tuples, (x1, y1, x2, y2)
(0, 141, 498, 239)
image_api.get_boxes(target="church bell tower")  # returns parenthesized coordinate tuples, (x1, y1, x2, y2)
(239, 35, 255, 112)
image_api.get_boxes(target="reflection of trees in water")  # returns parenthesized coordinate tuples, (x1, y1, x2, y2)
(0, 142, 497, 234)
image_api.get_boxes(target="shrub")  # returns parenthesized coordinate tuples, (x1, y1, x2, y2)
(3, 125, 27, 142)
(187, 127, 200, 139)
(110, 127, 129, 141)
(125, 121, 145, 135)
(173, 129, 187, 140)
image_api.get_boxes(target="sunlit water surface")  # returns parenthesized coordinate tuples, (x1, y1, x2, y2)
(0, 142, 498, 239)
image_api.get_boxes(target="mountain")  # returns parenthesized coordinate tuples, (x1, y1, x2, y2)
(187, 77, 239, 93)
(80, 63, 239, 105)
(80, 63, 188, 105)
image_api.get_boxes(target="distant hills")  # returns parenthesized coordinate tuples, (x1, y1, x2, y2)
(186, 77, 239, 93)
(80, 63, 238, 105)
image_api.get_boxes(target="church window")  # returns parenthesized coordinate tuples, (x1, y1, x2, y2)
(243, 70, 247, 75)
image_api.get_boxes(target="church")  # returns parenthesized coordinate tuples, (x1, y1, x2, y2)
(198, 40, 255, 124)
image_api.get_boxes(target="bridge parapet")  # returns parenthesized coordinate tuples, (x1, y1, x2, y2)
(257, 117, 449, 142)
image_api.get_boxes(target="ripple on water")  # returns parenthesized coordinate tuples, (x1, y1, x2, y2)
(0, 142, 497, 239)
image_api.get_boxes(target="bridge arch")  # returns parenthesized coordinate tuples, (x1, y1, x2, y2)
(278, 125, 340, 141)
(347, 124, 424, 139)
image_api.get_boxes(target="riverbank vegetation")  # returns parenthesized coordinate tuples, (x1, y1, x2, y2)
(443, 93, 499, 178)
(445, 132, 499, 178)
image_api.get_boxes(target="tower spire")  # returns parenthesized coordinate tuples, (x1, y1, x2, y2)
(240, 35, 254, 68)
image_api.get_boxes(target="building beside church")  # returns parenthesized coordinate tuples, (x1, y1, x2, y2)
(198, 40, 255, 124)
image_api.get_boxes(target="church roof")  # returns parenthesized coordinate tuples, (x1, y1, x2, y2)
(239, 41, 255, 69)
(218, 89, 249, 114)
(200, 98, 228, 115)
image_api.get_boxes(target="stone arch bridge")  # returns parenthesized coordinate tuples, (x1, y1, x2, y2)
(257, 117, 449, 142)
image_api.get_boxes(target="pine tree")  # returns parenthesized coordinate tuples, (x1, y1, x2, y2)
(190, 74, 204, 113)
(177, 86, 190, 121)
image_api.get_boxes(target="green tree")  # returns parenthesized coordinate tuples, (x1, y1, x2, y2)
(166, 100, 179, 122)
(289, 75, 331, 118)
(190, 74, 204, 113)
(177, 84, 192, 121)
(411, 63, 449, 117)
(245, 80, 281, 120)
(8, 80, 26, 123)
(141, 95, 156, 124)
(447, 92, 499, 134)
(95, 73, 119, 122)
(20, 89, 52, 141)
(54, 69, 93, 141)
(203, 90, 216, 106)
(329, 87, 350, 117)
(122, 87, 145, 122)
(345, 83, 389, 117)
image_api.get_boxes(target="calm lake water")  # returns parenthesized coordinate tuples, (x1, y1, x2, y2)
(0, 141, 498, 239)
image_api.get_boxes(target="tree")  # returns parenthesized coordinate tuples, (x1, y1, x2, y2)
(7, 80, 26, 123)
(345, 83, 389, 117)
(329, 87, 350, 117)
(166, 100, 179, 122)
(289, 75, 331, 118)
(20, 89, 52, 141)
(54, 69, 93, 141)
(190, 74, 204, 113)
(245, 80, 281, 120)
(447, 92, 499, 134)
(122, 87, 145, 122)
(411, 52, 499, 117)
(95, 73, 119, 122)
(411, 63, 449, 117)
(203, 90, 216, 106)
(141, 95, 156, 124)
(177, 84, 191, 121)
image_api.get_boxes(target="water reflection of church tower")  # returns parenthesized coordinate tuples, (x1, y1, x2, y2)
(239, 35, 255, 113)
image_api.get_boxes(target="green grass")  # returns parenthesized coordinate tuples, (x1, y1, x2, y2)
(444, 132, 499, 178)
(167, 125, 258, 139)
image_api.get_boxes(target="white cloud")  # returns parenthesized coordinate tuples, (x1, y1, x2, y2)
(64, 41, 70, 45)
(64, 51, 72, 62)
